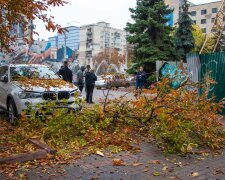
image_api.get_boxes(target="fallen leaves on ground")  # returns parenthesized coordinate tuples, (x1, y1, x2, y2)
(162, 166, 169, 171)
(132, 162, 143, 167)
(153, 171, 161, 176)
(149, 160, 161, 164)
(112, 159, 126, 166)
(0, 120, 37, 158)
(96, 151, 104, 157)
(191, 172, 199, 177)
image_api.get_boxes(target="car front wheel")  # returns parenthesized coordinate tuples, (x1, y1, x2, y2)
(7, 99, 18, 124)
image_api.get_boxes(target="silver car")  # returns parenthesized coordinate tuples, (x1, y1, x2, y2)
(0, 64, 82, 123)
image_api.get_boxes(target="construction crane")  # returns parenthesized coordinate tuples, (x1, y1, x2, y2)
(200, 0, 225, 54)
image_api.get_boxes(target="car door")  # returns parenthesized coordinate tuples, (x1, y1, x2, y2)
(0, 66, 9, 109)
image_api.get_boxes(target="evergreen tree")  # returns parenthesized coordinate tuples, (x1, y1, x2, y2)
(126, 0, 177, 66)
(174, 0, 195, 60)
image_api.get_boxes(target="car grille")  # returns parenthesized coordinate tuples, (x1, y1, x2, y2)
(42, 91, 70, 100)
(58, 91, 70, 100)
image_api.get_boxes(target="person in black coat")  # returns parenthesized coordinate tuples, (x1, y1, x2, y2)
(58, 61, 73, 83)
(85, 65, 97, 104)
(135, 66, 146, 95)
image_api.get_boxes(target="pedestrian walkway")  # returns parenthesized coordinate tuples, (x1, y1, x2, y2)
(13, 142, 225, 180)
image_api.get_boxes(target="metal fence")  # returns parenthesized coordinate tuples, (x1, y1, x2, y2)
(199, 52, 225, 102)
(187, 52, 225, 114)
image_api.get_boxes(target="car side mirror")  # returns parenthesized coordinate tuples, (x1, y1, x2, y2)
(1, 75, 8, 83)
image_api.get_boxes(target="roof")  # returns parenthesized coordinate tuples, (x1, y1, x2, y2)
(190, 0, 222, 7)
(9, 64, 47, 67)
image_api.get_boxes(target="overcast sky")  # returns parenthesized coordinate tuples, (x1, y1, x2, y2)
(34, 0, 219, 40)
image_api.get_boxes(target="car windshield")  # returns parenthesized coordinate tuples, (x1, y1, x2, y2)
(10, 66, 59, 81)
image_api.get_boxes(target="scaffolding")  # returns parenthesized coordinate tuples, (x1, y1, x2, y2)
(200, 0, 225, 54)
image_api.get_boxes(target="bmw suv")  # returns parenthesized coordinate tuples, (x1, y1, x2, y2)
(0, 64, 82, 123)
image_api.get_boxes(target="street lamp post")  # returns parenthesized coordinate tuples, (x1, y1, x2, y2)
(64, 20, 80, 61)
(64, 33, 67, 60)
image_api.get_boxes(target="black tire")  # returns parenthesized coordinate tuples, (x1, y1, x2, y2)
(7, 99, 19, 125)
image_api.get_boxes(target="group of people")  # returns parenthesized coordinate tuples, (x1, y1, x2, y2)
(59, 61, 147, 101)
(58, 61, 97, 104)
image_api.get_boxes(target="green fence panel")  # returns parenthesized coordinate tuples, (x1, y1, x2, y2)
(199, 52, 225, 114)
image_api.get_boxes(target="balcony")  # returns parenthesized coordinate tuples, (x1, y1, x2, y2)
(86, 47, 92, 51)
(87, 36, 93, 41)
(86, 31, 92, 36)
(86, 51, 92, 58)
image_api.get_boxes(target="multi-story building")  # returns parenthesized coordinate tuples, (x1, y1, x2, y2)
(48, 36, 58, 48)
(57, 26, 80, 51)
(48, 26, 80, 59)
(165, 0, 222, 33)
(79, 22, 127, 67)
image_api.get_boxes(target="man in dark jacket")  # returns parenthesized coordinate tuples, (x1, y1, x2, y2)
(85, 65, 97, 104)
(58, 61, 73, 83)
(77, 66, 85, 92)
(135, 66, 146, 95)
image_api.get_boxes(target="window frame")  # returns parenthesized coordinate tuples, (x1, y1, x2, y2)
(212, 8, 218, 13)
(191, 11, 196, 16)
(201, 19, 207, 24)
(201, 9, 207, 15)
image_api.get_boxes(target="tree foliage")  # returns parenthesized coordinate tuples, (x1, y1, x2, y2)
(0, 0, 67, 52)
(126, 0, 177, 65)
(174, 0, 194, 60)
(10, 78, 224, 156)
(192, 24, 215, 53)
(93, 49, 125, 67)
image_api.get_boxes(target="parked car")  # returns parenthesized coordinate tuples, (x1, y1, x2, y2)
(95, 74, 135, 89)
(95, 77, 107, 89)
(0, 64, 82, 123)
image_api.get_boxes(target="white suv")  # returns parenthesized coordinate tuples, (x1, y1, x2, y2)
(0, 64, 82, 123)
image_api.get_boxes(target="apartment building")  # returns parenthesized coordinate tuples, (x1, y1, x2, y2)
(165, 0, 222, 33)
(79, 22, 127, 67)
(49, 26, 80, 50)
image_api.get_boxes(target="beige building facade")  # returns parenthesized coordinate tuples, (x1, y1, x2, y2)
(165, 0, 222, 33)
(79, 22, 127, 67)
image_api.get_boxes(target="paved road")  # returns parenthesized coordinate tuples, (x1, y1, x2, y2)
(3, 143, 224, 180)
(82, 88, 135, 103)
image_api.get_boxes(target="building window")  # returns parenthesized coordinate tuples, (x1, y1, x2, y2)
(201, 9, 207, 15)
(211, 18, 215, 23)
(202, 28, 206, 33)
(212, 8, 218, 13)
(191, 11, 196, 16)
(201, 19, 206, 24)
(193, 20, 196, 24)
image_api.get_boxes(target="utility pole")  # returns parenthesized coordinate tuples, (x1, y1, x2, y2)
(64, 33, 67, 60)
(125, 32, 128, 69)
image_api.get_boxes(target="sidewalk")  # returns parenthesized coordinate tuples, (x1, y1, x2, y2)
(8, 142, 224, 180)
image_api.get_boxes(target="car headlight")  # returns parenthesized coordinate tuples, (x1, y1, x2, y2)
(18, 91, 42, 99)
(70, 89, 81, 97)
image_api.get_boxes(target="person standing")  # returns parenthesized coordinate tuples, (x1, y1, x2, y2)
(85, 65, 97, 104)
(58, 61, 73, 83)
(77, 66, 85, 92)
(135, 66, 146, 95)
